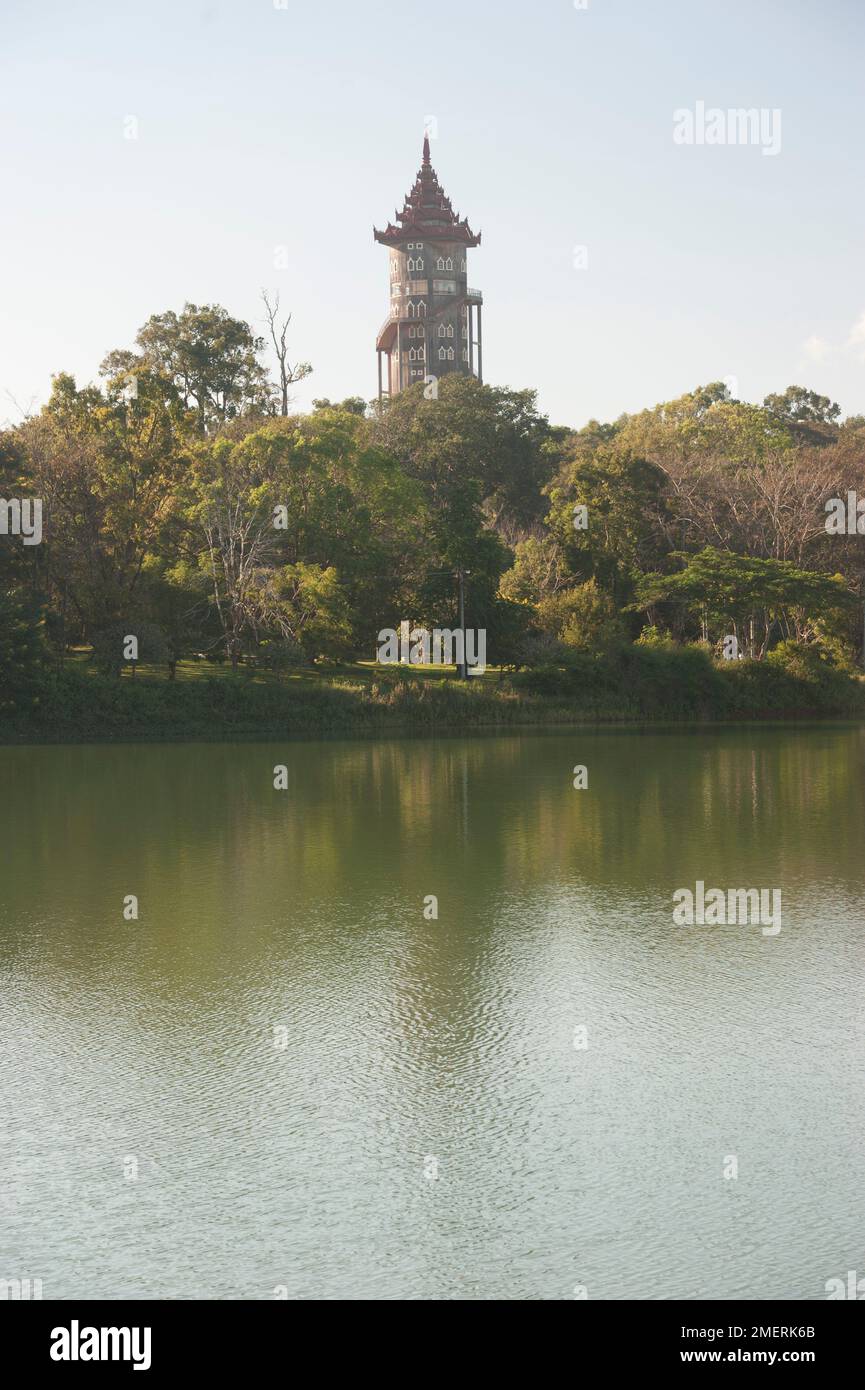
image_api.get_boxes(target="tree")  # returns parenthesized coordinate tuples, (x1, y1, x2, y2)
(16, 371, 192, 648)
(0, 585, 46, 716)
(189, 444, 283, 668)
(763, 385, 841, 428)
(262, 562, 354, 660)
(373, 375, 553, 533)
(91, 620, 171, 678)
(102, 303, 274, 434)
(183, 410, 424, 665)
(616, 382, 794, 469)
(312, 397, 368, 416)
(536, 580, 625, 655)
(499, 535, 567, 604)
(546, 444, 670, 605)
(261, 291, 312, 415)
(632, 548, 855, 658)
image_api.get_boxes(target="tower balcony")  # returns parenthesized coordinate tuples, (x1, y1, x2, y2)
(377, 286, 480, 352)
(390, 280, 430, 297)
(376, 310, 397, 349)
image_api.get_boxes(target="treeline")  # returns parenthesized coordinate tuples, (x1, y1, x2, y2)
(3, 299, 865, 726)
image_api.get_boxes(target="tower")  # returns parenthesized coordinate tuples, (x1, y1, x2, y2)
(374, 135, 482, 401)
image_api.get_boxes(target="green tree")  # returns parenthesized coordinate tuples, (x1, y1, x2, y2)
(633, 548, 855, 658)
(536, 579, 625, 655)
(103, 303, 274, 434)
(546, 445, 670, 605)
(264, 562, 354, 660)
(312, 397, 368, 416)
(0, 586, 47, 716)
(499, 535, 567, 604)
(374, 375, 553, 534)
(763, 385, 841, 426)
(16, 371, 192, 648)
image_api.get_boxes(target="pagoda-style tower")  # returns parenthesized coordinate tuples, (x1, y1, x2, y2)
(374, 136, 482, 401)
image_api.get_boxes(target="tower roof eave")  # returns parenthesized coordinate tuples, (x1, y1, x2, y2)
(374, 137, 482, 249)
(374, 223, 481, 248)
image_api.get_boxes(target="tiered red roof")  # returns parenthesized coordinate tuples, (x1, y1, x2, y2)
(374, 136, 481, 248)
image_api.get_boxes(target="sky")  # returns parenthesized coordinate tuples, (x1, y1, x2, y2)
(1, 0, 864, 428)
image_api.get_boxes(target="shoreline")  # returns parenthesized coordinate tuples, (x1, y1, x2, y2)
(4, 710, 864, 749)
(6, 653, 864, 746)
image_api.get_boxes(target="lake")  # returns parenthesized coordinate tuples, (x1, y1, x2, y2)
(1, 726, 863, 1300)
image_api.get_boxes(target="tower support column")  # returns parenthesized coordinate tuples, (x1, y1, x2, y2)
(477, 305, 483, 385)
(468, 304, 474, 376)
(397, 322, 402, 393)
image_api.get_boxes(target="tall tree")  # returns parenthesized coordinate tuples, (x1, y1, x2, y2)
(633, 548, 854, 656)
(102, 303, 273, 434)
(261, 291, 312, 416)
(17, 370, 191, 646)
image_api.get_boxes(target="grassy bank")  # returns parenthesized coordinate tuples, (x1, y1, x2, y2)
(3, 643, 865, 743)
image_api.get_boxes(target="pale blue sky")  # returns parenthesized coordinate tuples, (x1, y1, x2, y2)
(1, 0, 863, 427)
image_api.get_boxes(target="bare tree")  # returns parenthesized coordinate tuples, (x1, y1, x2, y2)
(261, 291, 312, 415)
(652, 447, 854, 568)
(199, 497, 280, 669)
(3, 389, 38, 428)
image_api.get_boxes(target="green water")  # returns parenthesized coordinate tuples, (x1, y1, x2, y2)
(1, 727, 863, 1300)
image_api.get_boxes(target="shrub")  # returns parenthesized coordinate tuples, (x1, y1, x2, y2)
(0, 587, 48, 718)
(635, 624, 677, 649)
(536, 579, 625, 655)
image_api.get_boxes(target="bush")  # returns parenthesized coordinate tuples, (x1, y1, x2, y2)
(635, 624, 677, 649)
(0, 587, 47, 718)
(257, 638, 306, 679)
(536, 579, 625, 656)
(91, 620, 170, 676)
(718, 642, 865, 716)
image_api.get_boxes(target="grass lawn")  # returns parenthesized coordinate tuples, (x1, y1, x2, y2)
(66, 649, 507, 690)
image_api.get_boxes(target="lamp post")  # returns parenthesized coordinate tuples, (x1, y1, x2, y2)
(456, 568, 471, 679)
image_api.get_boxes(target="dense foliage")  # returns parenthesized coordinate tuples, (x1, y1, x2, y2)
(2, 302, 865, 732)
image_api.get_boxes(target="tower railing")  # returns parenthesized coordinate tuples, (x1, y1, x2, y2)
(377, 310, 400, 340)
